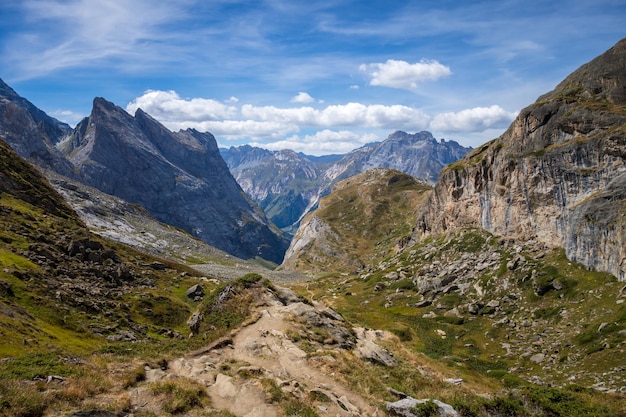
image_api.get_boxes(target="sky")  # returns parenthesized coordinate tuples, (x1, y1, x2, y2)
(1, 1, 625, 155)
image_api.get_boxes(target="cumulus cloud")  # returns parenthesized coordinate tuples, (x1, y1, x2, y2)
(165, 120, 297, 140)
(429, 105, 517, 133)
(126, 90, 237, 121)
(251, 130, 379, 155)
(360, 59, 451, 90)
(290, 92, 315, 103)
(123, 89, 519, 154)
(241, 102, 430, 130)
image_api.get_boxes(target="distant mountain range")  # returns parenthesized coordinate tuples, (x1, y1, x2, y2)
(221, 131, 471, 235)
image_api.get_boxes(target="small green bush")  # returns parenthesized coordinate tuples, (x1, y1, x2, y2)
(410, 400, 439, 417)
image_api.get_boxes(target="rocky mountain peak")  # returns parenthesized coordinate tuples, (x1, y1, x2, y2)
(224, 131, 471, 235)
(58, 97, 289, 263)
(540, 37, 626, 105)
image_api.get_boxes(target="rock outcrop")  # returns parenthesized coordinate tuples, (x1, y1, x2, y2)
(416, 38, 626, 281)
(58, 98, 289, 263)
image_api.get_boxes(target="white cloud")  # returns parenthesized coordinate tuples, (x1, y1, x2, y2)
(360, 59, 451, 90)
(7, 0, 187, 79)
(241, 102, 430, 130)
(123, 89, 519, 154)
(126, 90, 238, 121)
(50, 109, 85, 126)
(429, 105, 517, 133)
(124, 89, 435, 153)
(251, 130, 379, 155)
(165, 119, 297, 140)
(290, 92, 315, 103)
(226, 96, 239, 103)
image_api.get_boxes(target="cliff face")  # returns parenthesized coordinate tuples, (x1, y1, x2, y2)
(417, 38, 626, 281)
(59, 98, 289, 263)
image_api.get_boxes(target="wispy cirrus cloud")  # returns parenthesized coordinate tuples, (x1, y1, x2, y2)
(3, 0, 190, 79)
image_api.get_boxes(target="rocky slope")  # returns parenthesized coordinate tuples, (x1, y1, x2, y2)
(417, 38, 626, 281)
(222, 146, 323, 233)
(281, 169, 431, 274)
(48, 171, 308, 283)
(223, 131, 470, 234)
(0, 134, 208, 354)
(57, 98, 289, 264)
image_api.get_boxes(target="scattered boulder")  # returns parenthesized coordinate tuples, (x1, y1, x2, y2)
(187, 311, 204, 336)
(414, 299, 432, 308)
(186, 284, 205, 300)
(530, 353, 546, 364)
(274, 286, 301, 305)
(105, 330, 137, 342)
(285, 302, 356, 348)
(354, 328, 396, 366)
(387, 397, 459, 417)
(0, 280, 13, 296)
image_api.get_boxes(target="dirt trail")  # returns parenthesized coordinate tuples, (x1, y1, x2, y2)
(144, 289, 382, 416)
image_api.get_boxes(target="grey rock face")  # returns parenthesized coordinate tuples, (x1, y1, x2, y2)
(59, 98, 289, 263)
(0, 78, 74, 176)
(417, 38, 626, 281)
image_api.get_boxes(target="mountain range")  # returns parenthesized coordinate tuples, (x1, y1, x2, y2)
(221, 131, 471, 234)
(0, 83, 289, 264)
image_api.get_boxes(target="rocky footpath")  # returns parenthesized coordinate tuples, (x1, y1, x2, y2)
(416, 38, 626, 281)
(135, 286, 393, 416)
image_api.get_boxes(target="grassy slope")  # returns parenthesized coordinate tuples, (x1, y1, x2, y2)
(291, 228, 626, 416)
(0, 138, 260, 415)
(286, 169, 431, 274)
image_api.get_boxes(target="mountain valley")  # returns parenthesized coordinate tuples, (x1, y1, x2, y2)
(0, 38, 625, 417)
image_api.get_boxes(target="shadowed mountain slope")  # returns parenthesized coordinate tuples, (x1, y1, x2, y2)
(57, 98, 289, 264)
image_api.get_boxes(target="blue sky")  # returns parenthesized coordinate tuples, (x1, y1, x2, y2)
(1, 0, 624, 155)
